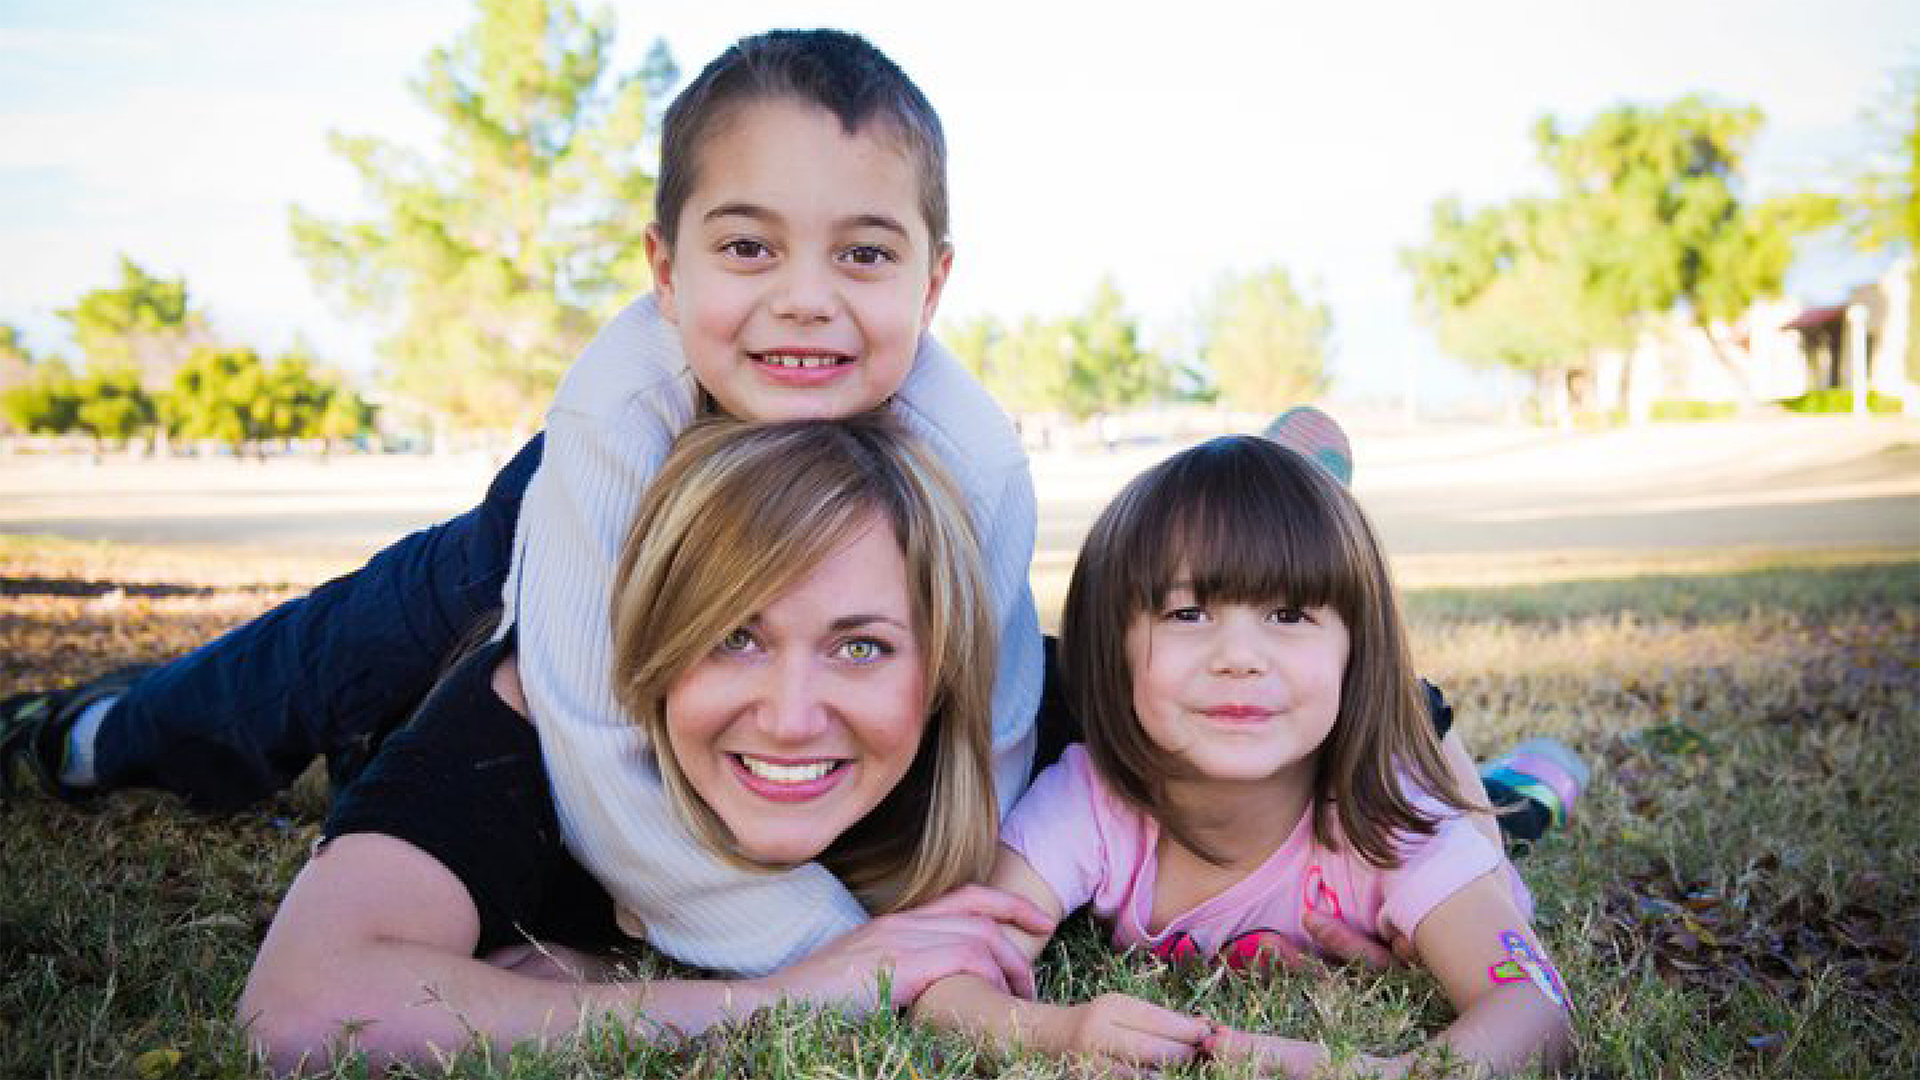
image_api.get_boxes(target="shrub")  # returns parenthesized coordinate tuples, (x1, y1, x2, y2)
(1775, 388, 1904, 414)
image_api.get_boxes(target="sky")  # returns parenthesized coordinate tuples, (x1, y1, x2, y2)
(1, 0, 1914, 410)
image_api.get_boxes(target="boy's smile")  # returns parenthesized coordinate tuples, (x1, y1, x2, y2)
(648, 96, 951, 421)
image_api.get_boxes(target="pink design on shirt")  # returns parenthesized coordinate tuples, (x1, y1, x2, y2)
(1000, 745, 1533, 971)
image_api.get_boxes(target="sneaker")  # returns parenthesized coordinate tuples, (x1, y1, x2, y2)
(1262, 405, 1354, 486)
(1481, 737, 1589, 843)
(0, 666, 152, 805)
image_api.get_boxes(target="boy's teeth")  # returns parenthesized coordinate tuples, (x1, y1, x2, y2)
(761, 353, 840, 369)
(739, 756, 836, 784)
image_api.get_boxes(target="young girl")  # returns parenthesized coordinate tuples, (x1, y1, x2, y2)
(916, 435, 1573, 1077)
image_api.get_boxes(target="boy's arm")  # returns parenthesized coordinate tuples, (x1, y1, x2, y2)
(509, 299, 868, 975)
(1209, 869, 1573, 1078)
(913, 848, 1212, 1071)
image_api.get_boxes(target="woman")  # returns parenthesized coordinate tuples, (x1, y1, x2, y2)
(239, 414, 1049, 1071)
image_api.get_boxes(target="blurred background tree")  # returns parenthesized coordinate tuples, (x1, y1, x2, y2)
(1198, 266, 1331, 414)
(163, 346, 374, 458)
(57, 257, 214, 393)
(1848, 61, 1919, 382)
(290, 0, 671, 432)
(1406, 96, 1836, 418)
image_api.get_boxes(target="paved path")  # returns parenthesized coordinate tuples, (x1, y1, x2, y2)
(2, 416, 1915, 568)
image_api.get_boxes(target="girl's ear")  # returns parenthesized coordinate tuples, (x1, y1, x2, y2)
(647, 222, 679, 324)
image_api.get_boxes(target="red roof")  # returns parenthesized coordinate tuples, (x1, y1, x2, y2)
(1783, 304, 1846, 331)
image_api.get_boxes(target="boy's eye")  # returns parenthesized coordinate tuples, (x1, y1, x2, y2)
(836, 637, 892, 662)
(718, 627, 758, 653)
(720, 239, 772, 260)
(840, 244, 896, 267)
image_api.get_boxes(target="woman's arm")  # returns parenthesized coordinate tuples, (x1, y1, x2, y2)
(240, 835, 1052, 1076)
(1209, 869, 1573, 1078)
(238, 833, 772, 1074)
(912, 847, 1212, 1071)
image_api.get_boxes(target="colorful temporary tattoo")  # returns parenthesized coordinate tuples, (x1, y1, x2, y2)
(1487, 930, 1568, 1008)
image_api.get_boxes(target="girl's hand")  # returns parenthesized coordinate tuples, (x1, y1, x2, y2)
(1303, 910, 1417, 969)
(1052, 993, 1212, 1073)
(759, 884, 1053, 1010)
(1205, 1027, 1353, 1079)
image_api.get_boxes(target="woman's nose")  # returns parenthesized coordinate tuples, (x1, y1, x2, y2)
(754, 657, 830, 741)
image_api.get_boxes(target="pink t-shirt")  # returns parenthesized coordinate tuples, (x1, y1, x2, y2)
(1001, 745, 1532, 966)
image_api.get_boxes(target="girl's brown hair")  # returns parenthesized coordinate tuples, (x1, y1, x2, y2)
(609, 413, 997, 913)
(1059, 434, 1477, 868)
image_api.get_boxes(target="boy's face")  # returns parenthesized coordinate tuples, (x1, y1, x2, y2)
(648, 97, 951, 420)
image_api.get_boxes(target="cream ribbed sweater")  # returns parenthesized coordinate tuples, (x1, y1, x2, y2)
(500, 293, 1043, 975)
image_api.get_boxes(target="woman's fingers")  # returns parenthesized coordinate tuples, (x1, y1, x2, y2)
(913, 883, 1055, 937)
(871, 911, 1036, 1003)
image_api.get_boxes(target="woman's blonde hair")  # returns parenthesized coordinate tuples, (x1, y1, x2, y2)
(609, 412, 998, 913)
(1060, 435, 1478, 869)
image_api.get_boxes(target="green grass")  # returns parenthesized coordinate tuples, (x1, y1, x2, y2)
(3, 548, 1916, 1077)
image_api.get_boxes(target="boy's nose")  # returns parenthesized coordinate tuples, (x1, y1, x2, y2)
(770, 264, 836, 323)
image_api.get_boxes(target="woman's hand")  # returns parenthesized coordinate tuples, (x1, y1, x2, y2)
(758, 884, 1053, 1010)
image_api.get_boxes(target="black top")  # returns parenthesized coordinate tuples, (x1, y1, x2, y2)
(325, 633, 638, 957)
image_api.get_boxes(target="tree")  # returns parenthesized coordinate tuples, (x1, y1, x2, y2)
(1198, 266, 1333, 414)
(1848, 61, 1920, 382)
(57, 257, 213, 391)
(1, 358, 80, 434)
(1535, 97, 1835, 404)
(0, 323, 33, 392)
(1069, 278, 1169, 415)
(163, 346, 370, 456)
(71, 366, 156, 454)
(1406, 97, 1834, 417)
(291, 0, 669, 431)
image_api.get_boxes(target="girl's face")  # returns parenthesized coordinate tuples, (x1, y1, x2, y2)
(663, 516, 929, 865)
(648, 96, 952, 421)
(1123, 584, 1350, 787)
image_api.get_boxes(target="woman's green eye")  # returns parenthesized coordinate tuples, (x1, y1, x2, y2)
(840, 639, 886, 662)
(720, 628, 755, 652)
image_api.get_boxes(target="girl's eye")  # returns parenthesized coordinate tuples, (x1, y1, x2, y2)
(719, 627, 758, 653)
(1268, 606, 1309, 625)
(1164, 606, 1207, 624)
(841, 244, 896, 267)
(836, 637, 892, 662)
(720, 239, 771, 260)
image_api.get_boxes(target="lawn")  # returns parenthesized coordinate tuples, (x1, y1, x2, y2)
(2, 538, 1915, 1078)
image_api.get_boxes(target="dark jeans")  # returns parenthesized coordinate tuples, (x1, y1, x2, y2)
(94, 436, 545, 811)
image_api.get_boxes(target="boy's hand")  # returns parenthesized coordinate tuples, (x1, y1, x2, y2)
(1050, 992, 1212, 1073)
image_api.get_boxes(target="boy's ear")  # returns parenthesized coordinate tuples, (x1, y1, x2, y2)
(646, 222, 679, 324)
(920, 241, 954, 332)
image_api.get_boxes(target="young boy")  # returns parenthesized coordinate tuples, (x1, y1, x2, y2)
(2, 30, 1043, 976)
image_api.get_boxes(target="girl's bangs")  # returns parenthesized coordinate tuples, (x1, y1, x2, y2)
(1125, 445, 1359, 615)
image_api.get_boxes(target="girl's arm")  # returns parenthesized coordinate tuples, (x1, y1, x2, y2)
(1209, 868, 1573, 1078)
(912, 847, 1213, 1071)
(240, 836, 1049, 1076)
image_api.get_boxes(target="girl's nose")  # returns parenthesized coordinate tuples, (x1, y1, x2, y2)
(1209, 621, 1269, 676)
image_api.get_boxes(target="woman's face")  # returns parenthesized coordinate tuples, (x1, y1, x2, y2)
(663, 516, 928, 865)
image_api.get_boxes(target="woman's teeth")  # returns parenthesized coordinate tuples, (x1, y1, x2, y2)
(739, 755, 836, 783)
